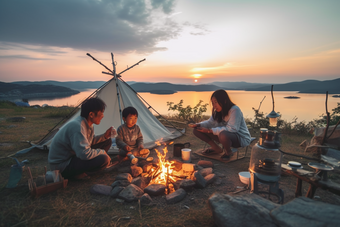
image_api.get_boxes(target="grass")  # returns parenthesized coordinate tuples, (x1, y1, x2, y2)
(1, 102, 340, 226)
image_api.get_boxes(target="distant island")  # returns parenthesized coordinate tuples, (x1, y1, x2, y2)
(284, 96, 300, 99)
(149, 90, 177, 94)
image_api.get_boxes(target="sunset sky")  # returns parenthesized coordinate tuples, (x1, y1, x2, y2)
(1, 0, 339, 84)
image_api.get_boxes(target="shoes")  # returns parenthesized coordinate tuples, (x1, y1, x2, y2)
(202, 148, 222, 155)
(220, 150, 234, 160)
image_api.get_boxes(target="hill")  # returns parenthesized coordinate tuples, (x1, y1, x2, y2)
(210, 81, 269, 90)
(245, 78, 340, 94)
(0, 82, 79, 99)
(130, 82, 222, 93)
(12, 80, 107, 91)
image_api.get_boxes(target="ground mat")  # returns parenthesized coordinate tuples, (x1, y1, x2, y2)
(193, 148, 244, 163)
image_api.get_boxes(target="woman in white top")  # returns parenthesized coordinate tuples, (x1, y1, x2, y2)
(189, 90, 251, 160)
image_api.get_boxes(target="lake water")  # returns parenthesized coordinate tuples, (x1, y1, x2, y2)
(28, 90, 339, 123)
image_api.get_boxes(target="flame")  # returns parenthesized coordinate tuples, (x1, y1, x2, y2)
(149, 145, 176, 185)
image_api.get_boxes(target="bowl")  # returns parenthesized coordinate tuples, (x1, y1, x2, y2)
(238, 171, 251, 185)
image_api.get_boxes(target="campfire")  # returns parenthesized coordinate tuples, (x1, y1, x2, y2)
(144, 141, 192, 194)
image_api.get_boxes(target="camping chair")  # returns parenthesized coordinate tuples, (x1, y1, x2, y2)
(201, 136, 257, 162)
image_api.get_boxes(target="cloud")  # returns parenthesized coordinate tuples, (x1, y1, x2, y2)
(0, 55, 53, 60)
(0, 0, 181, 54)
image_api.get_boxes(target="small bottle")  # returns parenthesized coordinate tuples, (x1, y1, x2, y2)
(110, 126, 117, 138)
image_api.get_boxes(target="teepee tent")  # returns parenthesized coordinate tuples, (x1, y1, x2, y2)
(15, 53, 183, 155)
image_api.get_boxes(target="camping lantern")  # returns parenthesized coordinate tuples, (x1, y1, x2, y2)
(266, 85, 280, 127)
(267, 110, 280, 127)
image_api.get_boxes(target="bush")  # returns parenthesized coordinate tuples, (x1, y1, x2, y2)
(167, 99, 209, 122)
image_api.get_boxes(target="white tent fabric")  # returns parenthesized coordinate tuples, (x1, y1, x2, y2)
(17, 77, 181, 155)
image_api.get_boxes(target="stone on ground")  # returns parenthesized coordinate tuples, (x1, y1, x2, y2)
(130, 165, 143, 177)
(208, 193, 278, 227)
(179, 179, 196, 191)
(110, 186, 125, 198)
(166, 188, 187, 204)
(118, 184, 144, 202)
(192, 171, 207, 188)
(111, 180, 131, 188)
(199, 167, 213, 177)
(205, 174, 217, 185)
(90, 184, 112, 196)
(115, 173, 133, 182)
(131, 176, 150, 189)
(197, 160, 213, 168)
(271, 197, 340, 227)
(144, 184, 166, 196)
(140, 193, 152, 205)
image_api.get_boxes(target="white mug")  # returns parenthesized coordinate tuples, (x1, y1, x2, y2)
(181, 148, 191, 163)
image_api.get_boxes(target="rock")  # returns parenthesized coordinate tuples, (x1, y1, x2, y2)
(118, 166, 131, 173)
(208, 193, 278, 227)
(197, 160, 213, 168)
(110, 186, 125, 198)
(130, 165, 143, 177)
(90, 184, 112, 196)
(179, 179, 196, 191)
(131, 176, 150, 189)
(271, 197, 340, 227)
(115, 173, 133, 182)
(144, 184, 166, 196)
(111, 180, 130, 188)
(173, 180, 182, 190)
(205, 174, 217, 185)
(118, 184, 144, 202)
(140, 193, 152, 205)
(199, 167, 213, 177)
(166, 188, 187, 204)
(142, 163, 153, 173)
(192, 171, 207, 188)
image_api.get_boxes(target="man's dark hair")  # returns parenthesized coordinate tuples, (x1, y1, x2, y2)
(122, 106, 138, 119)
(81, 97, 106, 118)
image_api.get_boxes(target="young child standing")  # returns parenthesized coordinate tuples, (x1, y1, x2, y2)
(116, 106, 149, 161)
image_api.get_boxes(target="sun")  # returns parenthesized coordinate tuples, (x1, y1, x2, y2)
(194, 79, 198, 83)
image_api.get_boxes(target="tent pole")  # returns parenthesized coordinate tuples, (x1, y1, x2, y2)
(112, 53, 123, 124)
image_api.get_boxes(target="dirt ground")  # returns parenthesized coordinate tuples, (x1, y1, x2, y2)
(1, 120, 340, 226)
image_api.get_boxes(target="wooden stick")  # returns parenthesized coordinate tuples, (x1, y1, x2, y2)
(322, 91, 330, 145)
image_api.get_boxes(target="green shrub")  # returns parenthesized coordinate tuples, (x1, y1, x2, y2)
(167, 99, 209, 122)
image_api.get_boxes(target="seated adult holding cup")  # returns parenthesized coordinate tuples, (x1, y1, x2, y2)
(48, 97, 116, 179)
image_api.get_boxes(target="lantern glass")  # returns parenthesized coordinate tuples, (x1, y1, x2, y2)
(269, 117, 278, 127)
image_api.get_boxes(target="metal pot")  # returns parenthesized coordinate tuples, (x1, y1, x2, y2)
(173, 142, 190, 157)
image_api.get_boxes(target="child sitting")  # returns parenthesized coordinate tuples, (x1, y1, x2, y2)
(116, 106, 149, 161)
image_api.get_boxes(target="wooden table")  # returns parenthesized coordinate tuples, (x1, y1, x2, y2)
(281, 164, 340, 198)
